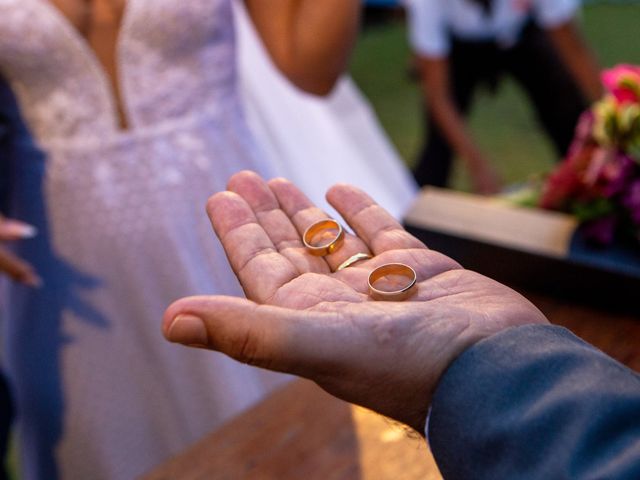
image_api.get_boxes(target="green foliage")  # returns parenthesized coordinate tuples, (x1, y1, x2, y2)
(571, 197, 617, 222)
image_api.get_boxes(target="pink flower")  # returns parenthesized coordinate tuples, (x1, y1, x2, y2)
(601, 65, 640, 105)
(590, 152, 634, 198)
(540, 147, 633, 210)
(540, 144, 596, 209)
(540, 64, 640, 245)
(566, 111, 595, 158)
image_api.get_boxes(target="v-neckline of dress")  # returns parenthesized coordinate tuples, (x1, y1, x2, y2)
(36, 0, 135, 131)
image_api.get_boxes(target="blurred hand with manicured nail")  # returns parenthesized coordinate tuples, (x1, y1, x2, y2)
(0, 214, 42, 287)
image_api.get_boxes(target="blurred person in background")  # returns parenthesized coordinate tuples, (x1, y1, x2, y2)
(405, 0, 603, 194)
(0, 1, 361, 479)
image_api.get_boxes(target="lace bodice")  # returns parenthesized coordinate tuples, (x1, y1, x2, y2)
(0, 0, 237, 143)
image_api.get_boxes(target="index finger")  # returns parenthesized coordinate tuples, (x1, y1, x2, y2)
(226, 171, 329, 275)
(206, 191, 298, 303)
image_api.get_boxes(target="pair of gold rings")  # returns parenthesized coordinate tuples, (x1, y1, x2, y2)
(302, 219, 417, 301)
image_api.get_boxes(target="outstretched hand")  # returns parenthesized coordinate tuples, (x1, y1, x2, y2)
(163, 171, 547, 432)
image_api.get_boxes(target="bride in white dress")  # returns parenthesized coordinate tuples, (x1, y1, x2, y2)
(0, 1, 366, 479)
(234, 2, 417, 219)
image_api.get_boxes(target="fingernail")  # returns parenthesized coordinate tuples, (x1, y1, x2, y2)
(18, 224, 38, 239)
(167, 315, 208, 345)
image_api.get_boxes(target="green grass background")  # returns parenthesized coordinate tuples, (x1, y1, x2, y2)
(350, 4, 640, 191)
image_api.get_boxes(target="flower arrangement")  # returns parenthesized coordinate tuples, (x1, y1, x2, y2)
(539, 65, 640, 246)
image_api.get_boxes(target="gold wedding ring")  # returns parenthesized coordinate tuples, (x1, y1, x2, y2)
(368, 263, 418, 301)
(336, 252, 372, 271)
(303, 219, 345, 256)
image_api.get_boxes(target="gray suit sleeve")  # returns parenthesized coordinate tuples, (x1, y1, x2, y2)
(429, 324, 640, 480)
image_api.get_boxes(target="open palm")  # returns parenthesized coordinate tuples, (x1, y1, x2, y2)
(163, 171, 547, 432)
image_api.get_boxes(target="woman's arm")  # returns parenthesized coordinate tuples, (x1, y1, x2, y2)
(546, 20, 603, 103)
(243, 0, 361, 95)
(417, 56, 501, 194)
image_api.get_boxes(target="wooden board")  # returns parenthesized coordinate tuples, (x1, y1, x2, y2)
(404, 187, 578, 258)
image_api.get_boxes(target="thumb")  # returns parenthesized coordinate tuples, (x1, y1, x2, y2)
(162, 295, 334, 376)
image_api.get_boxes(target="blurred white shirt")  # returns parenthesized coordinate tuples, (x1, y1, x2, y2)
(405, 0, 580, 57)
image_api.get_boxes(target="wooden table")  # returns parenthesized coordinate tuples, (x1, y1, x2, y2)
(143, 294, 639, 480)
(529, 292, 640, 372)
(142, 378, 441, 480)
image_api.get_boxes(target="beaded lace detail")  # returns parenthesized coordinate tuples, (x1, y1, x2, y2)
(0, 0, 237, 142)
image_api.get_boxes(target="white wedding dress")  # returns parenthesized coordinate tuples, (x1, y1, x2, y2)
(234, 2, 417, 219)
(0, 1, 416, 479)
(0, 1, 288, 479)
